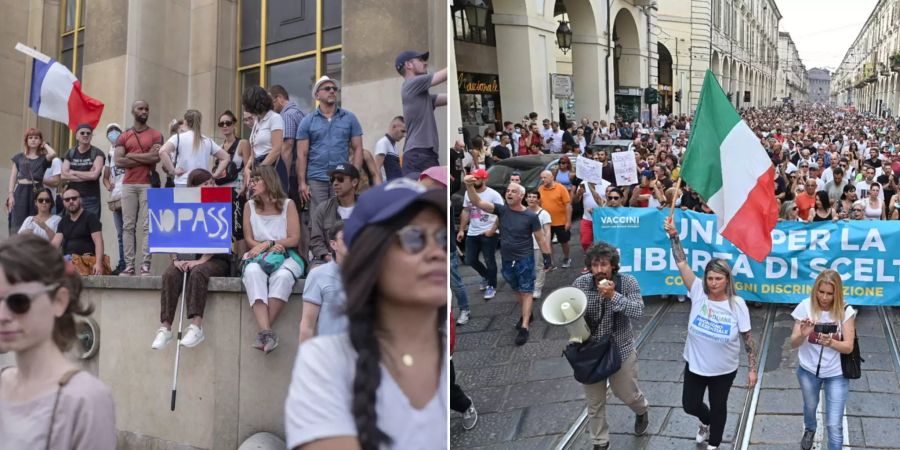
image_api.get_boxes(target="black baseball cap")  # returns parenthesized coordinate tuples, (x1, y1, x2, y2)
(328, 163, 360, 179)
(395, 50, 429, 73)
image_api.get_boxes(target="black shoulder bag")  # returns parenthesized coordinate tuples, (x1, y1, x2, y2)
(126, 128, 163, 188)
(841, 305, 864, 379)
(164, 134, 179, 188)
(563, 274, 624, 384)
(216, 139, 241, 185)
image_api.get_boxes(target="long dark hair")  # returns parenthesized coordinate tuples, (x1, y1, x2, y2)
(0, 234, 93, 351)
(340, 201, 447, 450)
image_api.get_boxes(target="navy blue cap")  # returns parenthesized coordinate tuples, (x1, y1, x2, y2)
(343, 178, 446, 247)
(329, 163, 360, 179)
(75, 123, 93, 132)
(395, 50, 429, 73)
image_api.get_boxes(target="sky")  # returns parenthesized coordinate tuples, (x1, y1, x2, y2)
(777, 0, 879, 71)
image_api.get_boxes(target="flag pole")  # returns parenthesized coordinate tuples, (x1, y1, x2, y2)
(14, 43, 51, 63)
(668, 177, 682, 220)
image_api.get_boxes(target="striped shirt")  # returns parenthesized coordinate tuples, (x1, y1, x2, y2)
(573, 272, 644, 361)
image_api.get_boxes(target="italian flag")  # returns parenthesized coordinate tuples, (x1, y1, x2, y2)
(681, 70, 778, 262)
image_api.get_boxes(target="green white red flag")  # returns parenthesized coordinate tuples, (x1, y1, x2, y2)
(681, 70, 778, 262)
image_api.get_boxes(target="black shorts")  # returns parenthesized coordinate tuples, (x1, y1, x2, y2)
(550, 225, 571, 244)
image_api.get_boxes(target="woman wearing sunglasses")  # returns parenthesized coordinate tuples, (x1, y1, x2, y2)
(17, 187, 61, 241)
(285, 178, 447, 450)
(0, 234, 116, 449)
(241, 165, 303, 353)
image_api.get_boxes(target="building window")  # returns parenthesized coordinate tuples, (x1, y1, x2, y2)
(451, 0, 496, 46)
(57, 0, 86, 149)
(238, 0, 342, 131)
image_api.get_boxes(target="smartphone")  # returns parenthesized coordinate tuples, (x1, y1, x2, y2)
(814, 323, 838, 334)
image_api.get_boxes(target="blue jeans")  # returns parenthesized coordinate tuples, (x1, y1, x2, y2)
(450, 251, 469, 311)
(464, 234, 498, 288)
(82, 196, 101, 218)
(797, 366, 849, 450)
(112, 208, 126, 270)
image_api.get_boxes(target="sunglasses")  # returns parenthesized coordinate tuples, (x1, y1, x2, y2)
(78, 131, 92, 137)
(218, 120, 234, 127)
(36, 197, 53, 204)
(331, 175, 349, 183)
(63, 196, 80, 202)
(1, 284, 59, 315)
(852, 208, 864, 212)
(318, 86, 339, 92)
(395, 225, 447, 254)
(608, 195, 621, 200)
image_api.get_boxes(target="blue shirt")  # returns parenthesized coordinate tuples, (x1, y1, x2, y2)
(296, 107, 363, 182)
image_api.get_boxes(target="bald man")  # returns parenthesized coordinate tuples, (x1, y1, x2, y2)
(539, 169, 573, 268)
(464, 176, 551, 346)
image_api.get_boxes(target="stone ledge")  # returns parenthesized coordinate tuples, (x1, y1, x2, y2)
(82, 275, 304, 293)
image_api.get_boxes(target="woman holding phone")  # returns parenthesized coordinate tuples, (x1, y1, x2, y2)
(789, 269, 856, 450)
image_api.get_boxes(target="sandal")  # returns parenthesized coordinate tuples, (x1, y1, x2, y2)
(118, 267, 135, 277)
(140, 264, 152, 276)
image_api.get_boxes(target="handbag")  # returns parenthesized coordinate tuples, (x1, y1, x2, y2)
(240, 248, 306, 278)
(70, 254, 112, 276)
(563, 300, 622, 384)
(841, 305, 864, 379)
(216, 140, 241, 186)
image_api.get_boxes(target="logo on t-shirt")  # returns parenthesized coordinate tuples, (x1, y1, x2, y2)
(691, 303, 735, 343)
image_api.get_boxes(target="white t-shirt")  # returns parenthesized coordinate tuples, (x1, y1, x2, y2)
(547, 130, 564, 153)
(532, 208, 551, 249)
(250, 110, 285, 159)
(581, 182, 609, 221)
(791, 298, 856, 378)
(462, 188, 503, 236)
(106, 148, 125, 200)
(285, 333, 447, 450)
(855, 180, 885, 200)
(683, 278, 751, 376)
(18, 215, 62, 241)
(337, 205, 354, 220)
(374, 135, 400, 181)
(166, 131, 221, 187)
(43, 158, 63, 198)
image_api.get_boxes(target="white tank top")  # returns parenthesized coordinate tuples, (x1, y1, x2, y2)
(249, 198, 291, 241)
(865, 199, 883, 220)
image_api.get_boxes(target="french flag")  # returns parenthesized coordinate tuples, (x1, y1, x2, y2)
(172, 187, 233, 204)
(29, 58, 104, 131)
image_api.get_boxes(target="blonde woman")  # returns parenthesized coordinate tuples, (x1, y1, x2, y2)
(159, 110, 230, 187)
(789, 269, 856, 450)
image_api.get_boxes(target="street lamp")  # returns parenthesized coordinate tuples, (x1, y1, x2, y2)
(556, 19, 573, 54)
(463, 0, 488, 29)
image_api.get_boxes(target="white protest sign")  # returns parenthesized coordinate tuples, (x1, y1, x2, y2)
(575, 156, 604, 185)
(611, 150, 639, 186)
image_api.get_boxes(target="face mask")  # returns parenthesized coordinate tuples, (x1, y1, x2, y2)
(108, 130, 121, 143)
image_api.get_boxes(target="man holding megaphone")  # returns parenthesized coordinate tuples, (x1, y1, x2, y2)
(568, 241, 649, 450)
(463, 175, 552, 346)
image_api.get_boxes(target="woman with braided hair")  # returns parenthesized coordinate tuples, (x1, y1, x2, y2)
(285, 178, 447, 450)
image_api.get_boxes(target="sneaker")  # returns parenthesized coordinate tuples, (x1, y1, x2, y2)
(706, 446, 718, 450)
(457, 309, 471, 325)
(263, 330, 279, 353)
(634, 412, 649, 435)
(561, 258, 572, 268)
(140, 263, 152, 276)
(252, 331, 266, 350)
(515, 313, 534, 330)
(151, 327, 172, 349)
(515, 327, 529, 345)
(484, 286, 496, 300)
(119, 266, 135, 277)
(696, 423, 710, 444)
(533, 290, 542, 299)
(592, 445, 609, 450)
(180, 324, 205, 348)
(462, 398, 478, 430)
(800, 429, 815, 450)
(479, 279, 488, 291)
(677, 295, 686, 303)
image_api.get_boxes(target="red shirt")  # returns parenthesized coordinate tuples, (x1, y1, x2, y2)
(117, 127, 163, 185)
(795, 192, 816, 221)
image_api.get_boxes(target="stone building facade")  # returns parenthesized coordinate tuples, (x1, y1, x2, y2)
(775, 31, 808, 103)
(807, 67, 832, 104)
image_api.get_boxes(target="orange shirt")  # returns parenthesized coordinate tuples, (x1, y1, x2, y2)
(795, 192, 816, 221)
(539, 182, 571, 226)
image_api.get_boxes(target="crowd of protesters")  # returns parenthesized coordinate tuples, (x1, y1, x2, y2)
(451, 104, 895, 449)
(3, 50, 449, 449)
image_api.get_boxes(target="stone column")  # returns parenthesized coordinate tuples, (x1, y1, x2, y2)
(492, 13, 557, 120)
(571, 36, 609, 123)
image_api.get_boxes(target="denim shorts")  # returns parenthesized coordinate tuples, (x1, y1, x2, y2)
(501, 255, 536, 293)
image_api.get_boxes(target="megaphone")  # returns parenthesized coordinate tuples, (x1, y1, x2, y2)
(541, 287, 591, 343)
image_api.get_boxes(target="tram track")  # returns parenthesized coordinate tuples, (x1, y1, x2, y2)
(734, 304, 777, 450)
(554, 299, 675, 450)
